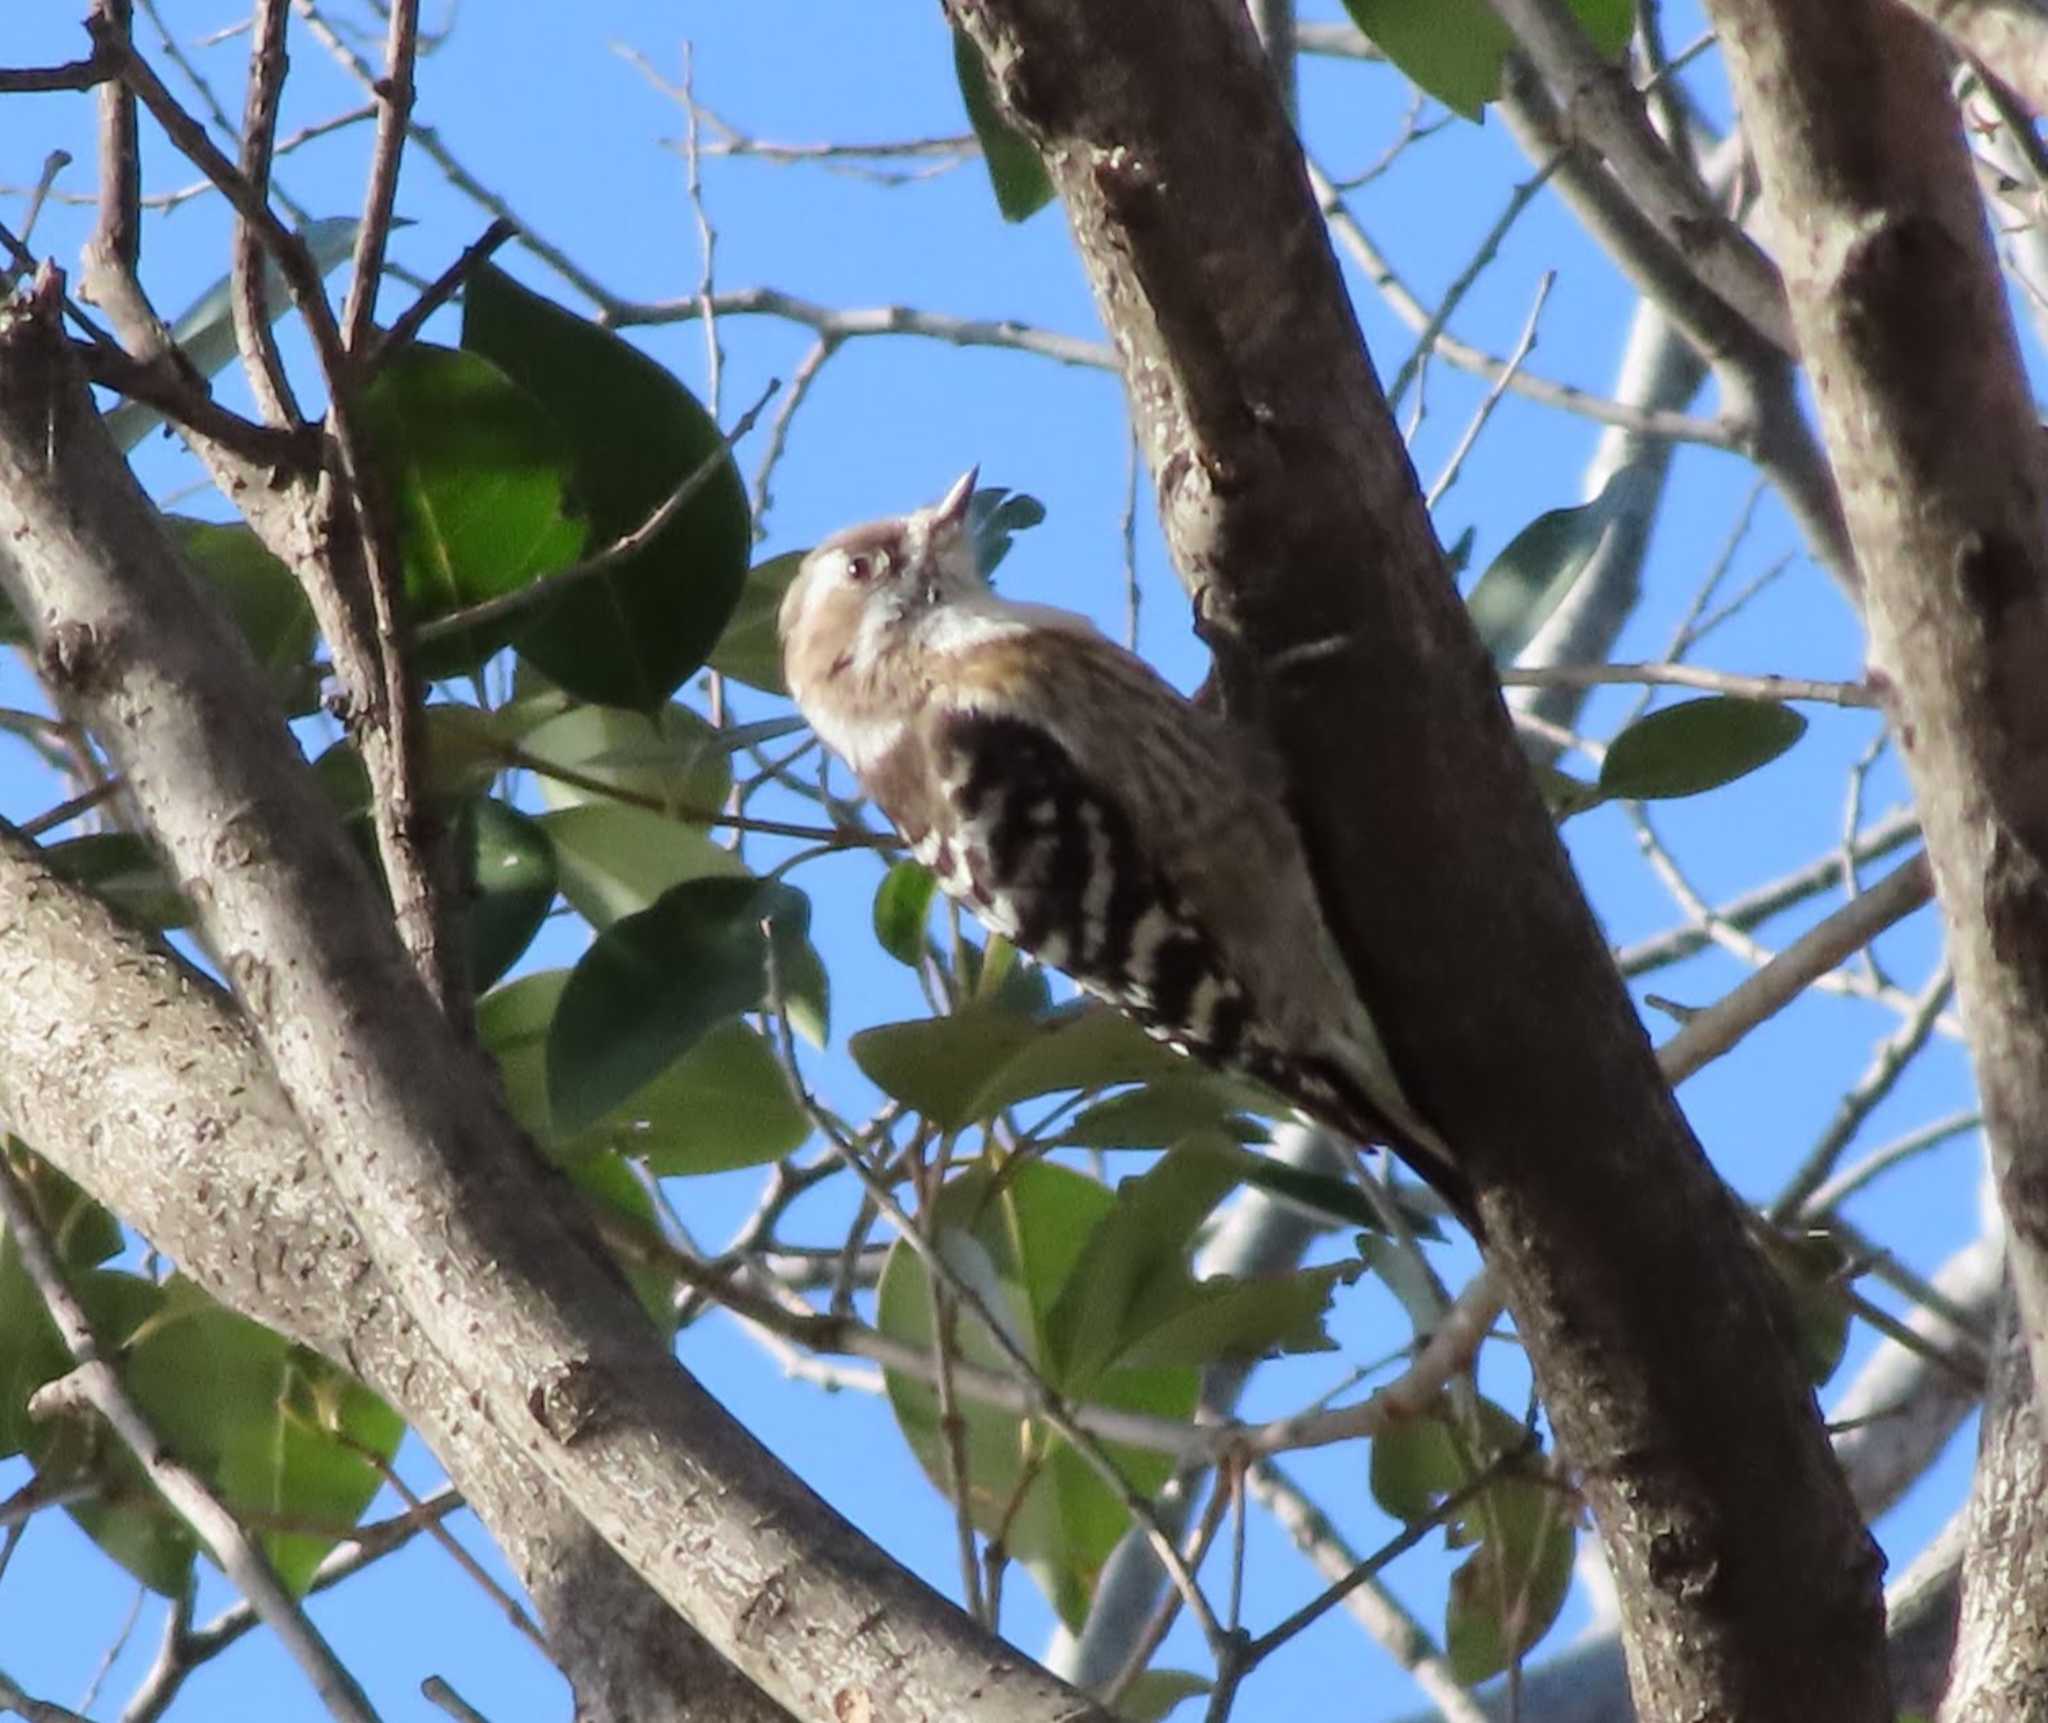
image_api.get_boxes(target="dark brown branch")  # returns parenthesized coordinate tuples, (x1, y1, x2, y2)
(0, 57, 111, 93)
(369, 216, 515, 367)
(949, 2, 1888, 1716)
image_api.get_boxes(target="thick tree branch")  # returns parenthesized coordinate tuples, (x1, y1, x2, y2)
(1708, 0, 2048, 1456)
(0, 833, 780, 1722)
(946, 1, 1888, 1716)
(0, 275, 1107, 1723)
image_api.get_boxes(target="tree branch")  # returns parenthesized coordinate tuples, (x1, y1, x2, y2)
(0, 270, 1107, 1723)
(947, 2, 1889, 1715)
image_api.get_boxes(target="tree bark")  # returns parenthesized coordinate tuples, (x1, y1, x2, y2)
(0, 275, 1107, 1723)
(948, 1, 1889, 1716)
(0, 823, 781, 1723)
(1942, 1297, 2048, 1718)
(1707, 0, 2048, 1481)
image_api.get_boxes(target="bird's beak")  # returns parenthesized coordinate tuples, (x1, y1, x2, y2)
(933, 466, 979, 531)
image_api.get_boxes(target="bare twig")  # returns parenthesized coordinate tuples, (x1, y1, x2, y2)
(1501, 662, 1880, 707)
(1771, 964, 1958, 1221)
(1658, 857, 1936, 1083)
(369, 217, 517, 366)
(229, 0, 304, 427)
(340, 0, 419, 353)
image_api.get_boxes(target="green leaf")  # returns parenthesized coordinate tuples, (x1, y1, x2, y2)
(1113, 1670, 1211, 1723)
(464, 266, 751, 709)
(543, 802, 746, 929)
(165, 519, 320, 715)
(520, 702, 732, 817)
(483, 971, 808, 1171)
(952, 30, 1055, 221)
(478, 968, 563, 1141)
(1342, 0, 1514, 117)
(852, 1001, 1189, 1133)
(876, 1160, 1195, 1627)
(708, 552, 802, 694)
(1445, 1472, 1576, 1683)
(359, 342, 588, 678)
(872, 862, 938, 966)
(1465, 472, 1625, 665)
(571, 1018, 809, 1176)
(10, 1266, 400, 1598)
(1049, 1076, 1260, 1151)
(43, 833, 189, 931)
(1598, 697, 1807, 801)
(1367, 1398, 1574, 1682)
(1343, 0, 1632, 119)
(548, 876, 811, 1133)
(105, 217, 361, 453)
(458, 797, 557, 991)
(562, 1151, 678, 1330)
(1530, 761, 1608, 822)
(1047, 1137, 1347, 1382)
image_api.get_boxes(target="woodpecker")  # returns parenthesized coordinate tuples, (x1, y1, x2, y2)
(778, 471, 1470, 1225)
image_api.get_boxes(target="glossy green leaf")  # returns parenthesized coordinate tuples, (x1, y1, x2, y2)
(13, 1268, 400, 1598)
(543, 802, 746, 930)
(852, 1001, 1189, 1132)
(1466, 471, 1625, 665)
(42, 833, 189, 931)
(458, 797, 557, 991)
(572, 1019, 809, 1176)
(105, 216, 361, 453)
(872, 862, 938, 966)
(359, 342, 588, 678)
(548, 876, 810, 1133)
(464, 266, 750, 708)
(165, 518, 320, 715)
(876, 1160, 1195, 1627)
(479, 967, 563, 1141)
(483, 971, 808, 1171)
(520, 702, 732, 817)
(1598, 697, 1807, 801)
(117, 1278, 403, 1596)
(1343, 0, 1632, 119)
(952, 30, 1054, 221)
(709, 552, 802, 694)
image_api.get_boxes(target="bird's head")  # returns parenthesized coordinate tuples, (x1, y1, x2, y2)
(779, 468, 983, 707)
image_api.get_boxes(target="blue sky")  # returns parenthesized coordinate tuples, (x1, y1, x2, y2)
(0, 3, 1983, 1719)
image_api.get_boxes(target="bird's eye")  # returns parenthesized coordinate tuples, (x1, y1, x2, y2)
(845, 551, 882, 585)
